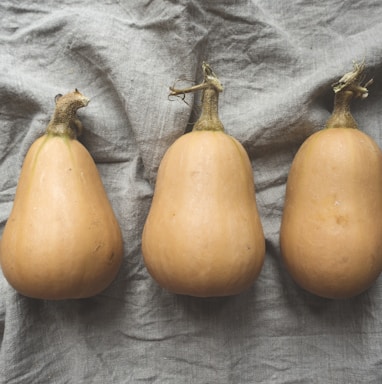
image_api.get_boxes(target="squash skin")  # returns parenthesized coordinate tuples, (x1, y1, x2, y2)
(280, 127, 382, 298)
(142, 130, 265, 297)
(0, 133, 123, 299)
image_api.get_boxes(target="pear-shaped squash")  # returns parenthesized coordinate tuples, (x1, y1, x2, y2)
(142, 64, 265, 297)
(0, 90, 123, 299)
(280, 63, 382, 299)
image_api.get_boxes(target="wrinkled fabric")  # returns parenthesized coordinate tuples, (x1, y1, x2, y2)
(1, 1, 382, 383)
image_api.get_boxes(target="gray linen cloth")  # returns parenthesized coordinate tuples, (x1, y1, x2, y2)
(1, 1, 382, 383)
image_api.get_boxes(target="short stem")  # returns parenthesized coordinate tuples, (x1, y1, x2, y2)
(193, 87, 224, 131)
(170, 62, 225, 132)
(46, 89, 90, 139)
(325, 61, 372, 129)
(325, 91, 358, 129)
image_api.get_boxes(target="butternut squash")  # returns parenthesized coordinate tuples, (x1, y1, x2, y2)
(0, 90, 123, 299)
(142, 63, 265, 297)
(280, 63, 382, 299)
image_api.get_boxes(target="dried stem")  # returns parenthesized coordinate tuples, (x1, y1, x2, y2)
(169, 62, 224, 132)
(325, 62, 372, 129)
(46, 89, 90, 139)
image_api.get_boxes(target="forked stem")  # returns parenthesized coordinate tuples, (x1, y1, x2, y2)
(325, 61, 372, 129)
(170, 62, 225, 132)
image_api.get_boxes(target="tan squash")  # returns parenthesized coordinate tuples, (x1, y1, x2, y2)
(142, 63, 265, 297)
(280, 63, 382, 299)
(0, 90, 123, 299)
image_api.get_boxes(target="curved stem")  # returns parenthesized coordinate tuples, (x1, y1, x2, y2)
(169, 62, 224, 132)
(325, 62, 372, 129)
(46, 89, 90, 139)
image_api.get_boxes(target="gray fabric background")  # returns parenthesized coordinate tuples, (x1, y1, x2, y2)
(1, 1, 382, 383)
